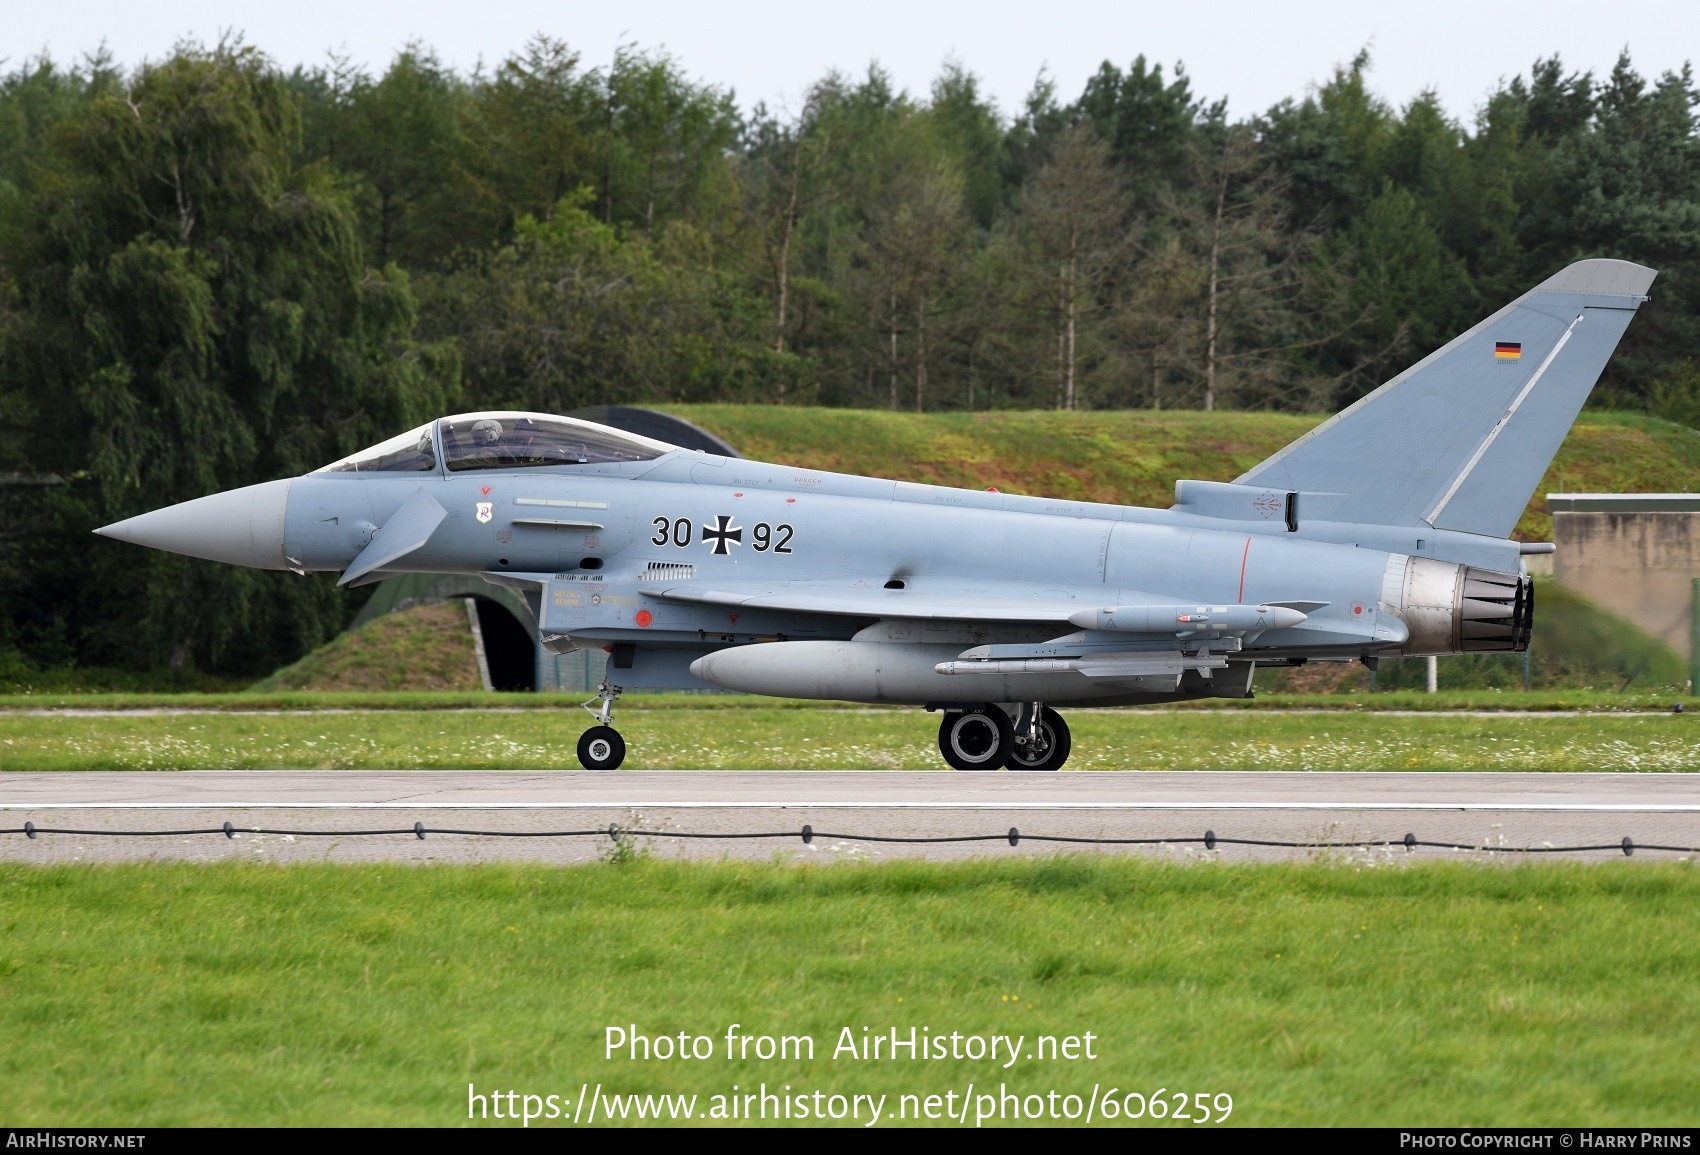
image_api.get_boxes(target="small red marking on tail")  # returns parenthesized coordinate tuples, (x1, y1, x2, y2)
(480, 486, 492, 496)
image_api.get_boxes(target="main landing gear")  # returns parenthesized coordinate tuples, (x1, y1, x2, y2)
(936, 703, 1071, 772)
(577, 681, 626, 770)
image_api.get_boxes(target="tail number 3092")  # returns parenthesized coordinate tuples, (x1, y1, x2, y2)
(651, 516, 792, 554)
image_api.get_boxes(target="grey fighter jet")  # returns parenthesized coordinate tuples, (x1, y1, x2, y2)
(97, 259, 1654, 771)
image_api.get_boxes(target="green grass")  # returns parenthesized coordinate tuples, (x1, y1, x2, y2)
(249, 602, 484, 693)
(4, 703, 1698, 770)
(0, 689, 1690, 713)
(669, 406, 1700, 544)
(1, 859, 1696, 1126)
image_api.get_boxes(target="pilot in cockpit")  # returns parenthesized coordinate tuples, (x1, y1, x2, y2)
(467, 418, 507, 463)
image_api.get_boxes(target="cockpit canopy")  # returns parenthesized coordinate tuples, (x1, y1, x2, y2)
(315, 412, 677, 474)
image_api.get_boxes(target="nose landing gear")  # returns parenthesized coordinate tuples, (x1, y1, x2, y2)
(577, 681, 626, 770)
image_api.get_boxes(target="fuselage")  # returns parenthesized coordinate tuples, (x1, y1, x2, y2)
(260, 441, 1511, 705)
(94, 410, 1534, 709)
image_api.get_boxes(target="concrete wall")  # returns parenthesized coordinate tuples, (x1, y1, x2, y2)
(1553, 511, 1700, 657)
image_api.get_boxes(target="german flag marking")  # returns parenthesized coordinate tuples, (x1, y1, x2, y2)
(1495, 341, 1522, 361)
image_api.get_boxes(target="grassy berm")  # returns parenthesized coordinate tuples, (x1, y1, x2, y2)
(250, 601, 484, 692)
(1, 859, 1695, 1126)
(670, 407, 1700, 544)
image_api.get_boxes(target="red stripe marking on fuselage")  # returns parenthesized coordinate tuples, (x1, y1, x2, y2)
(1238, 537, 1251, 602)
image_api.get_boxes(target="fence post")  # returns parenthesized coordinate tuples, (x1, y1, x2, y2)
(1426, 654, 1438, 694)
(1691, 579, 1700, 697)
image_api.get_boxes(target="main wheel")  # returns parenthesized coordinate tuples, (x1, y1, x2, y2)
(938, 707, 1014, 772)
(577, 725, 626, 771)
(1005, 707, 1071, 772)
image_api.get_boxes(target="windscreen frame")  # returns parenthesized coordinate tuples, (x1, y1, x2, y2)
(313, 421, 440, 474)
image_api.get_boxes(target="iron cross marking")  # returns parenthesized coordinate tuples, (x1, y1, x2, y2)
(702, 514, 744, 555)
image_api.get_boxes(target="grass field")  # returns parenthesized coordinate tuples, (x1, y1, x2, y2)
(1, 858, 1696, 1127)
(3, 700, 1698, 771)
(1, 688, 1691, 712)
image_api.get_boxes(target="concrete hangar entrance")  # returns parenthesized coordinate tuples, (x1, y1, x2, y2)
(351, 408, 739, 693)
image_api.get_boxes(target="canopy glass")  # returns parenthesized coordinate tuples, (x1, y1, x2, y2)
(316, 413, 675, 473)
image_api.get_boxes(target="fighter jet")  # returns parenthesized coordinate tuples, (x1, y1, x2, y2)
(96, 259, 1654, 771)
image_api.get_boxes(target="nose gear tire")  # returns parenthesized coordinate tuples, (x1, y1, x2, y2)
(577, 725, 626, 771)
(938, 707, 1014, 772)
(1004, 707, 1071, 771)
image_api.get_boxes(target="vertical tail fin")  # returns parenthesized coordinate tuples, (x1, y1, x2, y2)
(1236, 259, 1656, 537)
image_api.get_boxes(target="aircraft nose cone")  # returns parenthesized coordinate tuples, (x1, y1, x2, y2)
(94, 478, 293, 570)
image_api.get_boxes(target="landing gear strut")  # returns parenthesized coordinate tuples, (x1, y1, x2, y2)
(936, 702, 1073, 772)
(1005, 704, 1071, 772)
(577, 681, 626, 770)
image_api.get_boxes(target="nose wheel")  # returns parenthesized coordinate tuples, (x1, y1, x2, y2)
(577, 681, 627, 770)
(577, 726, 626, 771)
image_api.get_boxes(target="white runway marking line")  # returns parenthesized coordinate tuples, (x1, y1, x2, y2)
(6, 802, 1700, 812)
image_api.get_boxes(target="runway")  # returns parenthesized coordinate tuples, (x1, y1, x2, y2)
(4, 771, 1698, 864)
